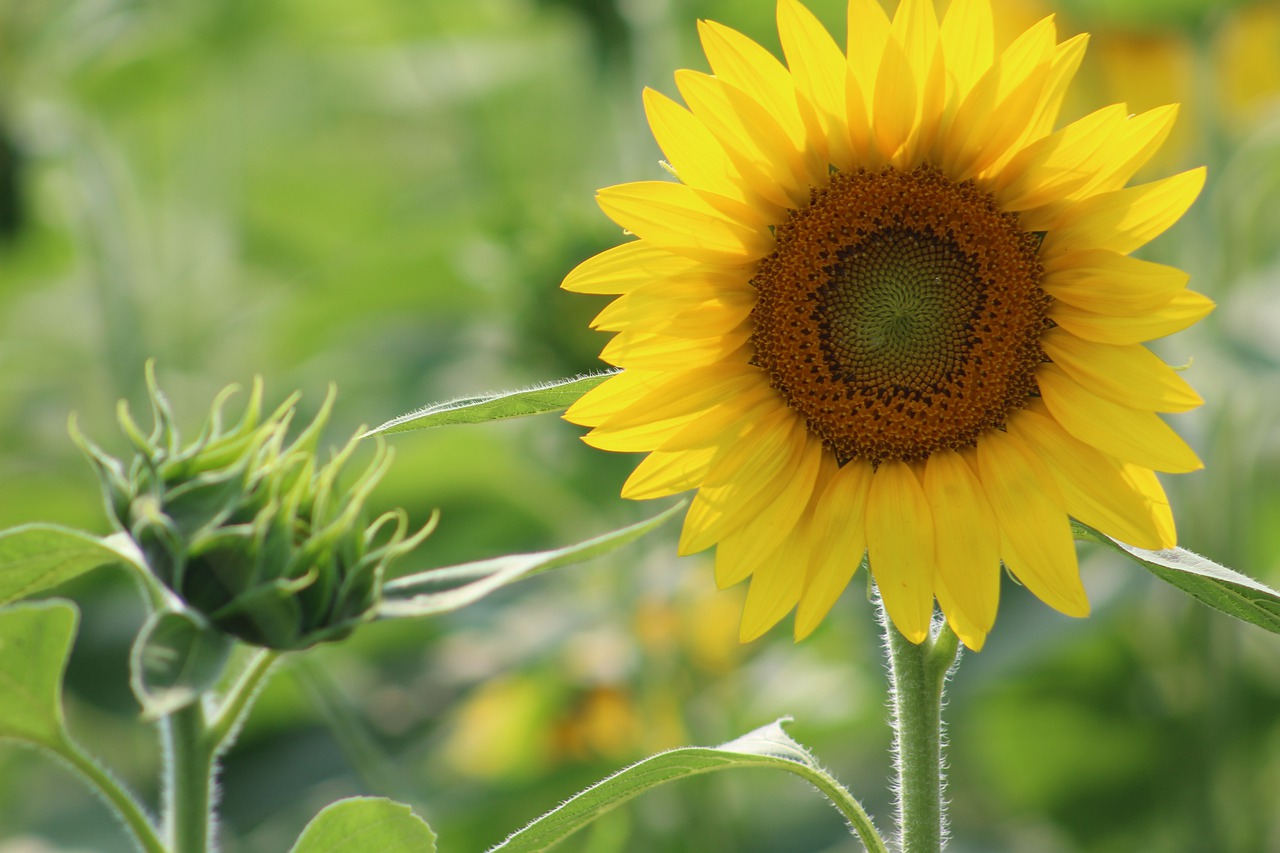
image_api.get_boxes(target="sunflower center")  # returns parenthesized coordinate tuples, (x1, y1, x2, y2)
(750, 165, 1048, 466)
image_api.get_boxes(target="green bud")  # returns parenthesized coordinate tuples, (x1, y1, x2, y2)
(71, 363, 434, 650)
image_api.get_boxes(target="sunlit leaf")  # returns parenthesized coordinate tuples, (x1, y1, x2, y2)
(1074, 521, 1280, 634)
(363, 372, 618, 437)
(488, 719, 887, 853)
(377, 501, 684, 619)
(130, 609, 235, 719)
(0, 525, 146, 607)
(0, 599, 78, 749)
(289, 797, 436, 853)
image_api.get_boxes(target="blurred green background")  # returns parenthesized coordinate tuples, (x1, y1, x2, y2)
(1, 0, 1278, 851)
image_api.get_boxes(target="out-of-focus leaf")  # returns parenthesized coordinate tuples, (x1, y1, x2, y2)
(129, 609, 235, 719)
(1074, 521, 1280, 634)
(363, 372, 618, 437)
(0, 599, 78, 748)
(377, 501, 683, 619)
(0, 526, 146, 606)
(288, 797, 436, 853)
(487, 719, 887, 853)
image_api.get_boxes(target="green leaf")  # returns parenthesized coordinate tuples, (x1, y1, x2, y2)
(1074, 521, 1280, 634)
(488, 719, 887, 853)
(362, 372, 617, 437)
(289, 797, 436, 853)
(377, 501, 684, 619)
(0, 599, 78, 748)
(130, 609, 235, 719)
(0, 525, 147, 607)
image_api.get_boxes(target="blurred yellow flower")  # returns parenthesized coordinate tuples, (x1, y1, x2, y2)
(564, 0, 1210, 651)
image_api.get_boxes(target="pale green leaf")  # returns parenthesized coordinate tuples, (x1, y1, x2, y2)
(377, 502, 683, 619)
(488, 719, 887, 853)
(362, 372, 617, 437)
(130, 609, 235, 719)
(0, 599, 78, 748)
(1074, 521, 1280, 634)
(289, 797, 436, 853)
(0, 525, 146, 607)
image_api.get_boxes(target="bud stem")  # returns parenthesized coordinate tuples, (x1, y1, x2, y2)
(163, 704, 214, 853)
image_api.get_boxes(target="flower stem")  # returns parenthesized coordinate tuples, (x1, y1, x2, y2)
(163, 703, 213, 853)
(206, 648, 278, 757)
(58, 737, 166, 853)
(882, 606, 961, 853)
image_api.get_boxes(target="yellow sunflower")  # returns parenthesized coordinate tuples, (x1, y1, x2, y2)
(562, 0, 1211, 651)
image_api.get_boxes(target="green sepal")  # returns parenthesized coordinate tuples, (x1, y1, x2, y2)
(1074, 521, 1280, 634)
(0, 598, 79, 748)
(378, 501, 683, 619)
(488, 719, 887, 853)
(130, 608, 235, 719)
(362, 371, 618, 437)
(288, 797, 436, 853)
(0, 525, 148, 607)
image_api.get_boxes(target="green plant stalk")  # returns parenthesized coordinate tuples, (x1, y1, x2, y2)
(59, 737, 166, 853)
(163, 704, 214, 853)
(206, 649, 278, 755)
(883, 609, 960, 853)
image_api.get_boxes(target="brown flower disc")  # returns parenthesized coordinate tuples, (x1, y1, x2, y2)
(750, 165, 1049, 466)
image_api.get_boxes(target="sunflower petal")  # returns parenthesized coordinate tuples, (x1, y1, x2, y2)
(621, 446, 718, 500)
(597, 181, 774, 262)
(600, 328, 752, 370)
(1041, 248, 1189, 317)
(796, 458, 872, 639)
(562, 240, 703, 295)
(1040, 167, 1206, 258)
(778, 0, 854, 171)
(939, 0, 993, 107)
(566, 369, 665, 426)
(590, 272, 756, 335)
(1036, 363, 1203, 473)
(1042, 327, 1203, 413)
(993, 104, 1127, 210)
(1050, 288, 1214, 345)
(975, 429, 1089, 617)
(738, 516, 812, 642)
(1008, 403, 1173, 549)
(866, 460, 935, 643)
(847, 0, 892, 93)
(923, 449, 1001, 651)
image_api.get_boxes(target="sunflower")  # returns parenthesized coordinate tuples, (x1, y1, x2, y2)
(562, 0, 1211, 650)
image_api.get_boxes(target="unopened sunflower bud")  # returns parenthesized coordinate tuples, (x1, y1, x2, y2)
(71, 365, 433, 650)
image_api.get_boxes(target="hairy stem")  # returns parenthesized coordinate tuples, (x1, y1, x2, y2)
(163, 703, 213, 853)
(59, 737, 165, 853)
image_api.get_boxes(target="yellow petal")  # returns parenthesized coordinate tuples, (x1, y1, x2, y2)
(562, 240, 702, 295)
(737, 515, 812, 642)
(1050, 288, 1215, 345)
(1039, 167, 1206, 258)
(975, 428, 1090, 617)
(714, 432, 824, 589)
(656, 383, 779, 452)
(865, 460, 935, 643)
(679, 408, 805, 555)
(795, 457, 872, 639)
(1070, 104, 1180, 199)
(596, 180, 774, 262)
(1003, 32, 1089, 161)
(642, 87, 777, 216)
(565, 369, 665, 426)
(923, 449, 1001, 651)
(675, 70, 809, 209)
(873, 31, 918, 163)
(993, 104, 1127, 210)
(939, 0, 993, 107)
(846, 0, 892, 94)
(587, 362, 765, 451)
(1036, 362, 1203, 473)
(590, 272, 755, 335)
(1041, 248, 1189, 317)
(1042, 327, 1203, 413)
(600, 328, 752, 370)
(621, 445, 718, 500)
(1118, 462, 1177, 547)
(1008, 403, 1172, 549)
(778, 0, 854, 171)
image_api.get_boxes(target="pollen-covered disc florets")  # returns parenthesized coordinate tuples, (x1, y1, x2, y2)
(751, 165, 1048, 466)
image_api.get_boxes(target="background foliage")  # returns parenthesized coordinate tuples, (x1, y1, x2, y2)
(1, 0, 1278, 851)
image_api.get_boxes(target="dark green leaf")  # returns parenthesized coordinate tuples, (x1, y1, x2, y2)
(130, 609, 235, 719)
(488, 719, 886, 853)
(377, 501, 683, 619)
(1074, 521, 1280, 634)
(0, 525, 146, 607)
(289, 797, 436, 853)
(0, 599, 78, 748)
(362, 372, 617, 437)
